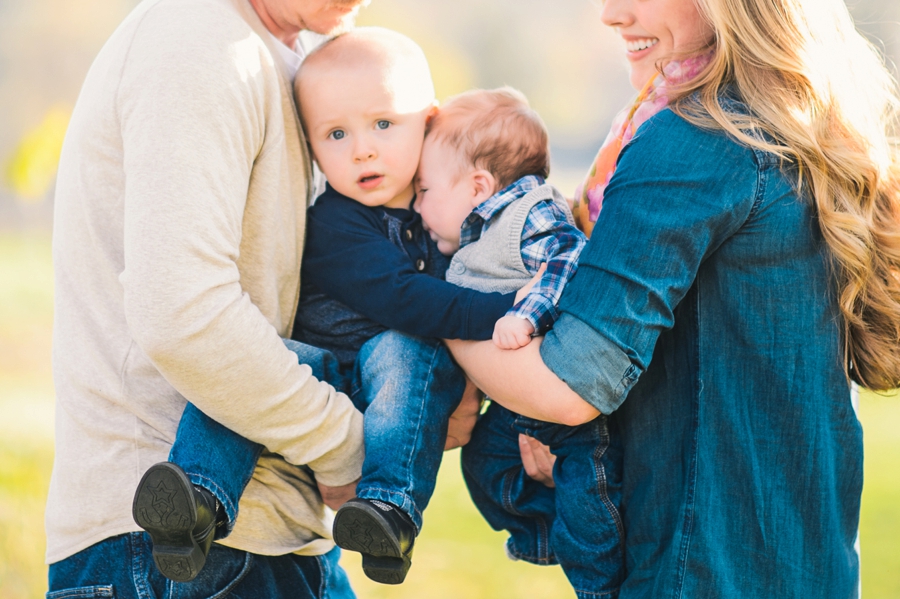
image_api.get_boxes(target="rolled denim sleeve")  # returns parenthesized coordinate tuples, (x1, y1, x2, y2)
(542, 109, 761, 413)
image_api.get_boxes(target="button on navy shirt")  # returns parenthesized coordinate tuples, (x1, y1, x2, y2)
(292, 185, 515, 369)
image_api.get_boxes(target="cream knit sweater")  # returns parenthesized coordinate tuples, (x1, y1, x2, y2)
(47, 0, 364, 563)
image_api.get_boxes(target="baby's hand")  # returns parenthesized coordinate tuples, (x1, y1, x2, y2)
(492, 315, 535, 349)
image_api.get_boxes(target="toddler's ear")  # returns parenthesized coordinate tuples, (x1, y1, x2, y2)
(425, 100, 440, 126)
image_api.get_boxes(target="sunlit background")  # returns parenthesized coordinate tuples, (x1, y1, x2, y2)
(1, 1, 899, 597)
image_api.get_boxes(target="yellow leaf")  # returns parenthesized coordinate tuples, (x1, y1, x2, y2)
(4, 106, 71, 203)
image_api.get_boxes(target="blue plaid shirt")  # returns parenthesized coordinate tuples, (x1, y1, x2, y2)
(459, 175, 587, 334)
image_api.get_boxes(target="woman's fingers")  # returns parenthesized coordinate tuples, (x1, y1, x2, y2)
(519, 433, 556, 488)
(444, 377, 483, 450)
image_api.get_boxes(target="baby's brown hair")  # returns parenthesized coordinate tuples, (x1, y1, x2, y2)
(425, 87, 550, 189)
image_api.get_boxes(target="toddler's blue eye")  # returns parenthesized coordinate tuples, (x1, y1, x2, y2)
(330, 130, 345, 140)
(376, 120, 391, 130)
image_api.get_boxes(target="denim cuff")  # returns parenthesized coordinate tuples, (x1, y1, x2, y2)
(540, 313, 640, 415)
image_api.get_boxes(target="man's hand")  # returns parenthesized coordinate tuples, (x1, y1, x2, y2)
(519, 434, 556, 488)
(317, 479, 359, 511)
(493, 315, 535, 349)
(445, 377, 483, 450)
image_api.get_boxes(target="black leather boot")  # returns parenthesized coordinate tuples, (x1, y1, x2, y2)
(132, 462, 219, 582)
(333, 498, 417, 584)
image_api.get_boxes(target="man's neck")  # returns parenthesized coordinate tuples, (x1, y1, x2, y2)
(248, 0, 300, 48)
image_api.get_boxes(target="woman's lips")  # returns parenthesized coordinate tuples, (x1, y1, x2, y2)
(357, 173, 384, 190)
(625, 37, 659, 60)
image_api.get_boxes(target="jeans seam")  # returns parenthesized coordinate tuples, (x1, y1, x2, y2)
(500, 469, 552, 561)
(396, 339, 443, 527)
(591, 418, 624, 544)
(504, 539, 557, 565)
(573, 589, 620, 598)
(205, 551, 254, 599)
(130, 533, 154, 599)
(316, 553, 327, 599)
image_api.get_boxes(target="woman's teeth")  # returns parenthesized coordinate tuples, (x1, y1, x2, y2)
(627, 38, 659, 53)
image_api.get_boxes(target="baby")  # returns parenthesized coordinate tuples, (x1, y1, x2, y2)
(415, 89, 625, 598)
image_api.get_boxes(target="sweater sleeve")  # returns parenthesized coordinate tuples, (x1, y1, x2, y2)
(303, 197, 516, 340)
(117, 9, 362, 486)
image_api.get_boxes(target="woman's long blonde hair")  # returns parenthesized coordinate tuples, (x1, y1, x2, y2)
(669, 0, 900, 390)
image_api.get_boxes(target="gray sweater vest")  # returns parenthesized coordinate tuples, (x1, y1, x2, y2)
(446, 183, 574, 294)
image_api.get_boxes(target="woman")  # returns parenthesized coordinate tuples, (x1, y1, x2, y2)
(449, 0, 900, 596)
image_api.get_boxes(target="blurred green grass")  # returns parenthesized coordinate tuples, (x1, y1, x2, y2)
(0, 231, 897, 598)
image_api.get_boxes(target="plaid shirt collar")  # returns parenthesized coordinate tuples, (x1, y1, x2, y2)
(459, 175, 545, 248)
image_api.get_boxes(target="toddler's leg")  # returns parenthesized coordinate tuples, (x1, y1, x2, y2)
(133, 338, 347, 583)
(518, 414, 625, 599)
(460, 402, 558, 564)
(332, 330, 465, 585)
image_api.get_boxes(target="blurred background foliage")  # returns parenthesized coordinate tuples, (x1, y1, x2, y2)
(0, 0, 898, 598)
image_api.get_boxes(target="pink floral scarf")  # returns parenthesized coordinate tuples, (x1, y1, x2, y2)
(573, 54, 712, 237)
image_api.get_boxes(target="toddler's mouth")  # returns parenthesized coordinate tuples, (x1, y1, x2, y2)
(357, 173, 384, 189)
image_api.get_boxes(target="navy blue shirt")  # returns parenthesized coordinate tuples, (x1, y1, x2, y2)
(542, 108, 861, 597)
(292, 185, 515, 369)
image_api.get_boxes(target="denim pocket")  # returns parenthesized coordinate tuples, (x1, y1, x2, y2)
(168, 545, 252, 599)
(46, 586, 115, 599)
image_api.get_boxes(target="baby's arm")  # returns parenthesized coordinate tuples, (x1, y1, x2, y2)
(493, 200, 586, 348)
(303, 196, 516, 341)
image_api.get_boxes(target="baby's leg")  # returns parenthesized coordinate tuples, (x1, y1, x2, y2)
(521, 414, 625, 599)
(333, 330, 465, 584)
(133, 338, 347, 582)
(460, 402, 558, 564)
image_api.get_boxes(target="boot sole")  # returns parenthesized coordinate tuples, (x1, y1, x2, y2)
(132, 462, 206, 582)
(333, 502, 411, 584)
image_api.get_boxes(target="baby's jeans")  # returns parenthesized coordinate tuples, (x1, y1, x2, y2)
(168, 330, 465, 537)
(461, 402, 625, 599)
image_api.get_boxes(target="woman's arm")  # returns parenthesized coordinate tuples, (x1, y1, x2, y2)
(445, 337, 600, 426)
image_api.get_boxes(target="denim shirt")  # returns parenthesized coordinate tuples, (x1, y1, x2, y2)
(542, 108, 861, 598)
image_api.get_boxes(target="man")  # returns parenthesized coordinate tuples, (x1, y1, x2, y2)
(46, 0, 369, 596)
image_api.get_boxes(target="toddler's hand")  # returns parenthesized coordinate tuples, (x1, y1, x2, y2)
(492, 315, 535, 349)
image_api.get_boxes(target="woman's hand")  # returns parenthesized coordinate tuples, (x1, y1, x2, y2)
(519, 434, 556, 488)
(444, 377, 483, 450)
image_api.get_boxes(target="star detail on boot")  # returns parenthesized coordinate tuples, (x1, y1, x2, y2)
(150, 480, 177, 510)
(347, 520, 373, 551)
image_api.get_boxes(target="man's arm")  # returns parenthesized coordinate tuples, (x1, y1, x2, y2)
(118, 12, 362, 486)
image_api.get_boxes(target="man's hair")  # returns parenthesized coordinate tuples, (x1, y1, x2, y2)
(426, 87, 550, 189)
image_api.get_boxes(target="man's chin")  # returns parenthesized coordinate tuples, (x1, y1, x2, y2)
(308, 13, 357, 36)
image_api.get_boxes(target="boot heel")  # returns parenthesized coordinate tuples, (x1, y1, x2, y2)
(361, 554, 412, 585)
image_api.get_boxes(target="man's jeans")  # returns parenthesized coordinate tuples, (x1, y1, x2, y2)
(47, 533, 353, 599)
(461, 402, 626, 599)
(170, 331, 465, 537)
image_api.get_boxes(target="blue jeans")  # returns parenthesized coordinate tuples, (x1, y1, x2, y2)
(461, 402, 625, 599)
(47, 533, 353, 599)
(170, 331, 464, 537)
